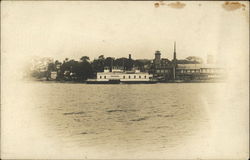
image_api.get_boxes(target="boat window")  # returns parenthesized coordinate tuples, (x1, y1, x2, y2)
(104, 76, 106, 79)
(134, 75, 136, 78)
(129, 76, 130, 79)
(123, 76, 125, 79)
(144, 75, 147, 78)
(100, 76, 102, 79)
(139, 76, 141, 78)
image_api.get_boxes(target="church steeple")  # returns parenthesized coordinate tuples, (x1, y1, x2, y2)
(173, 41, 176, 61)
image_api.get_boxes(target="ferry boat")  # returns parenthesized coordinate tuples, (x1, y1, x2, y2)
(86, 67, 157, 84)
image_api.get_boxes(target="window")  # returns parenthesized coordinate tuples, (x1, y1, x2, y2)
(129, 76, 130, 79)
(144, 75, 147, 78)
(123, 76, 125, 79)
(100, 76, 102, 79)
(139, 76, 141, 78)
(134, 75, 136, 78)
(104, 76, 106, 79)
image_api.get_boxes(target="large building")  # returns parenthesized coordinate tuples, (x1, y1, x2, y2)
(151, 42, 226, 81)
(97, 68, 152, 81)
(176, 64, 225, 80)
(89, 67, 154, 83)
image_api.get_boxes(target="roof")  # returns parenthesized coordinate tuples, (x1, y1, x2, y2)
(176, 59, 200, 64)
(177, 64, 224, 69)
(177, 64, 203, 69)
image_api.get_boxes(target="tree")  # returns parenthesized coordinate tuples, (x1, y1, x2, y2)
(98, 55, 105, 60)
(104, 57, 115, 69)
(64, 58, 69, 63)
(78, 60, 93, 80)
(114, 58, 126, 69)
(80, 56, 90, 62)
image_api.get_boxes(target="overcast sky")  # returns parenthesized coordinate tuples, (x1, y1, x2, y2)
(2, 1, 249, 63)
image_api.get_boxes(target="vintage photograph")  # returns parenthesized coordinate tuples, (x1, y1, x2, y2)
(1, 1, 249, 159)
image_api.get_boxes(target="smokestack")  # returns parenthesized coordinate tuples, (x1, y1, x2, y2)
(129, 54, 131, 60)
(173, 41, 176, 61)
(173, 41, 177, 80)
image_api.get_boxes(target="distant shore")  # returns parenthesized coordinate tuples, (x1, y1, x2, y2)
(24, 78, 225, 84)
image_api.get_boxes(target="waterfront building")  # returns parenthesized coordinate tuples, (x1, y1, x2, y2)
(96, 67, 153, 83)
(151, 42, 225, 81)
(153, 50, 161, 67)
(152, 50, 173, 80)
(50, 71, 57, 80)
(176, 64, 225, 80)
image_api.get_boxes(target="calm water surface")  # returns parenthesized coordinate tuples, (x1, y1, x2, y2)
(28, 82, 218, 154)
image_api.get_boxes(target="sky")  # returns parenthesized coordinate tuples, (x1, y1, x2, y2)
(1, 1, 249, 63)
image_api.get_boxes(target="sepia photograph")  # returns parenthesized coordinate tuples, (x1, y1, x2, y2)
(1, 1, 249, 159)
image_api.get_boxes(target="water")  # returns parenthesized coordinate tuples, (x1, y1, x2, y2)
(31, 83, 214, 150)
(4, 82, 229, 158)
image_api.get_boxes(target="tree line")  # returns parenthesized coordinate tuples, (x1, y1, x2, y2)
(30, 55, 152, 81)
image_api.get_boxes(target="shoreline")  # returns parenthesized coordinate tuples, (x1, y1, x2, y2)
(23, 79, 226, 84)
